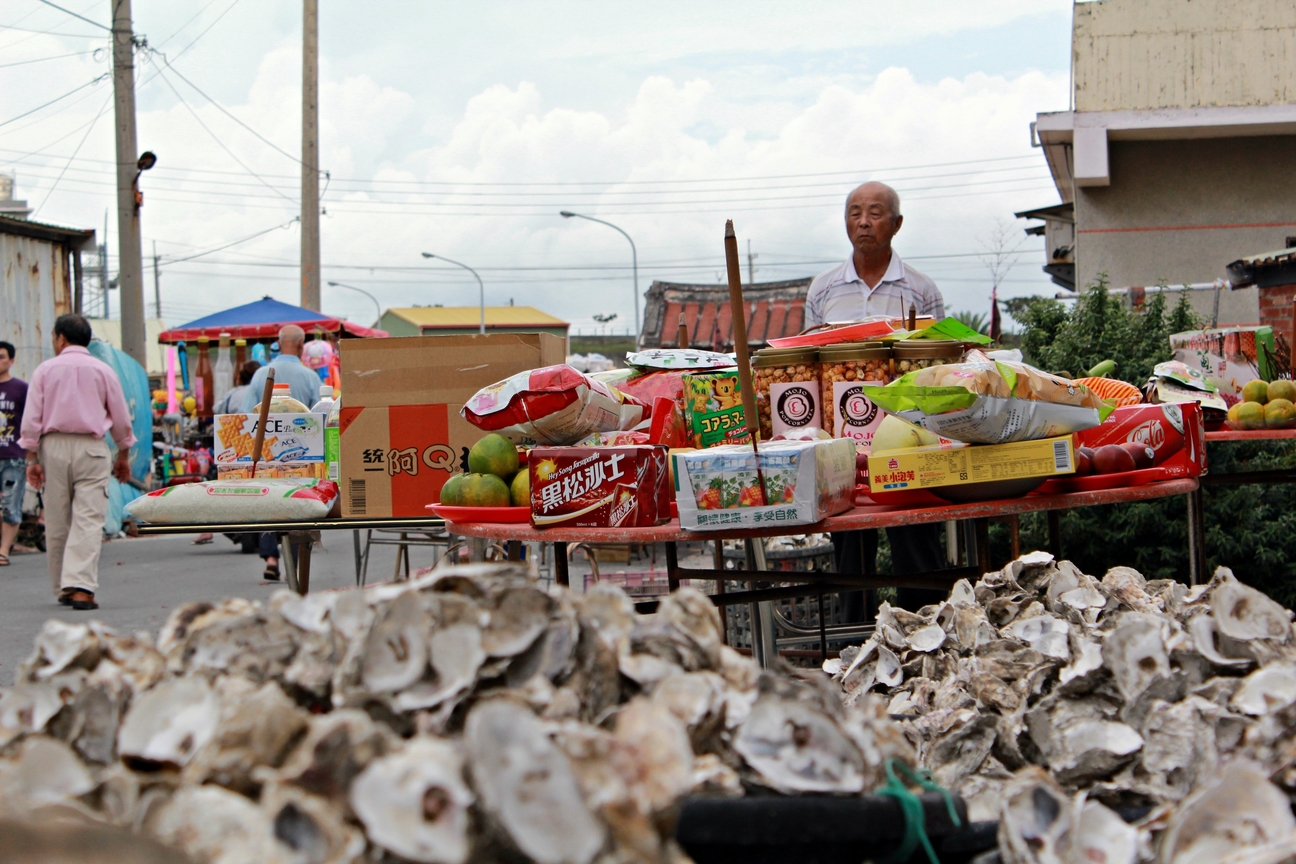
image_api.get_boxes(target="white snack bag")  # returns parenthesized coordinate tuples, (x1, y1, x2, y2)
(127, 479, 339, 524)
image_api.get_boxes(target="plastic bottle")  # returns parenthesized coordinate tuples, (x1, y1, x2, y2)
(324, 394, 342, 482)
(194, 336, 215, 418)
(261, 383, 310, 414)
(235, 338, 248, 371)
(213, 332, 233, 410)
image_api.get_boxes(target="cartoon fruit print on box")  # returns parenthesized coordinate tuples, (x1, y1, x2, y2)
(689, 454, 798, 510)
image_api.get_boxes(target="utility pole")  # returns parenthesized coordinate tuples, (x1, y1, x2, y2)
(300, 0, 320, 311)
(101, 210, 109, 318)
(746, 238, 758, 287)
(112, 0, 146, 364)
(152, 239, 161, 319)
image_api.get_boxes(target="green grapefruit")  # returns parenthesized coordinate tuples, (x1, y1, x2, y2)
(460, 473, 511, 507)
(467, 433, 520, 478)
(439, 473, 467, 505)
(510, 469, 530, 507)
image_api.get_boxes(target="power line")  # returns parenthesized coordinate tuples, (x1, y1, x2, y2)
(31, 90, 110, 217)
(0, 49, 93, 68)
(159, 217, 298, 264)
(0, 22, 102, 37)
(153, 0, 222, 47)
(152, 64, 298, 204)
(0, 74, 106, 129)
(32, 0, 110, 32)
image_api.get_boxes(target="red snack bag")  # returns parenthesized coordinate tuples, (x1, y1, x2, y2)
(463, 365, 648, 447)
(529, 445, 668, 528)
(648, 396, 691, 449)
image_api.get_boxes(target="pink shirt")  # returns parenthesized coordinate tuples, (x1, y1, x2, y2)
(18, 346, 137, 452)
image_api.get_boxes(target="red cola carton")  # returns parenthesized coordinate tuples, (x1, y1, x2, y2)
(1074, 402, 1206, 478)
(529, 445, 669, 528)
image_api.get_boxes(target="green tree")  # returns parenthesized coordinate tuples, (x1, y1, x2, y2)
(951, 310, 989, 335)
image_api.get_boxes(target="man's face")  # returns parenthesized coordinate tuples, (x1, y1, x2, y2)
(0, 350, 11, 376)
(845, 187, 902, 256)
(52, 333, 68, 356)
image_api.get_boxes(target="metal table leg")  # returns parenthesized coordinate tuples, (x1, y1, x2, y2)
(352, 530, 363, 586)
(666, 542, 680, 592)
(297, 543, 312, 595)
(279, 533, 299, 594)
(1047, 510, 1062, 559)
(554, 541, 569, 587)
(1186, 487, 1206, 585)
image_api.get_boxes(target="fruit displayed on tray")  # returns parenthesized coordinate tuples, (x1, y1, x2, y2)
(1226, 378, 1296, 430)
(439, 433, 528, 508)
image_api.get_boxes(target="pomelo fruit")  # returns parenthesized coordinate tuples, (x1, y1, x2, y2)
(439, 473, 467, 506)
(1268, 379, 1296, 404)
(510, 469, 530, 507)
(1232, 400, 1266, 430)
(1242, 379, 1270, 404)
(460, 473, 511, 507)
(1265, 398, 1296, 429)
(467, 433, 520, 478)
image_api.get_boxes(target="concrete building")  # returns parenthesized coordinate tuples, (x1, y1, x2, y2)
(0, 175, 32, 219)
(379, 305, 568, 344)
(1021, 0, 1296, 324)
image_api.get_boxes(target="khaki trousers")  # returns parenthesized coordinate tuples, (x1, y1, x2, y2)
(40, 433, 110, 596)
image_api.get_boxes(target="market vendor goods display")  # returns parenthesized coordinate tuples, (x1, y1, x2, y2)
(1226, 377, 1296, 430)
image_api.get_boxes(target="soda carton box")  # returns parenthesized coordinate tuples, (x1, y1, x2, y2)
(673, 438, 855, 530)
(1074, 402, 1206, 478)
(529, 445, 669, 528)
(682, 369, 752, 448)
(214, 413, 326, 464)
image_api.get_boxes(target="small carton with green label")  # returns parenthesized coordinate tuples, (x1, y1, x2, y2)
(682, 370, 752, 449)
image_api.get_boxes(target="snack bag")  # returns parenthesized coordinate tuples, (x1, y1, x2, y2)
(682, 369, 752, 449)
(463, 365, 647, 447)
(127, 479, 339, 524)
(862, 350, 1111, 444)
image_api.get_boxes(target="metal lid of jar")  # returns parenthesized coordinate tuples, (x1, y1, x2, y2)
(752, 346, 819, 367)
(892, 339, 963, 359)
(818, 342, 891, 362)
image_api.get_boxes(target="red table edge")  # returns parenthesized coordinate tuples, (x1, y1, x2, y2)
(444, 477, 1200, 544)
(1206, 429, 1296, 441)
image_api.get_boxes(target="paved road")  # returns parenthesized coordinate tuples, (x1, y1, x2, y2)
(0, 529, 428, 685)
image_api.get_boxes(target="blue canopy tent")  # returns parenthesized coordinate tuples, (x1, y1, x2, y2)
(157, 296, 387, 343)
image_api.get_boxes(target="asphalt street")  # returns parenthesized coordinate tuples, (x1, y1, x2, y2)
(0, 530, 430, 684)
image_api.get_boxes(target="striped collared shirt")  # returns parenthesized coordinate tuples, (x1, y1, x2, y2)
(804, 251, 945, 328)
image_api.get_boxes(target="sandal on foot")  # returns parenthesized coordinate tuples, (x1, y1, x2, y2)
(263, 565, 281, 581)
(0, 554, 8, 566)
(58, 590, 75, 606)
(69, 590, 98, 611)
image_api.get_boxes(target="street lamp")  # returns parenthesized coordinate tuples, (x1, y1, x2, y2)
(326, 281, 382, 327)
(559, 211, 638, 344)
(421, 252, 485, 334)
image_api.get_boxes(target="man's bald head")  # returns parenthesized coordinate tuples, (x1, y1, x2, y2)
(278, 324, 305, 356)
(844, 182, 904, 261)
(846, 182, 901, 220)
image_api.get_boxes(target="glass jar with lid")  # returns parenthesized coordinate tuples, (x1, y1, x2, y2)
(818, 342, 892, 440)
(893, 340, 963, 375)
(751, 346, 821, 440)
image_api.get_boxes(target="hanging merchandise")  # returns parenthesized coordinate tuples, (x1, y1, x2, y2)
(194, 336, 215, 418)
(214, 332, 234, 405)
(251, 342, 269, 365)
(176, 341, 191, 392)
(165, 346, 179, 415)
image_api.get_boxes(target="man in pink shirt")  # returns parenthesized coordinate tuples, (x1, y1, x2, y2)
(20, 314, 135, 610)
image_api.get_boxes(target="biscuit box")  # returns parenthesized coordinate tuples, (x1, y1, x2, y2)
(529, 445, 669, 528)
(1073, 402, 1206, 478)
(681, 369, 752, 449)
(217, 462, 326, 480)
(214, 413, 327, 464)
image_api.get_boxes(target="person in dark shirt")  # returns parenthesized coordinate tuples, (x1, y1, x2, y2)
(0, 341, 29, 566)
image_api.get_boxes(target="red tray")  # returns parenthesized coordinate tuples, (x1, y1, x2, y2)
(767, 320, 894, 349)
(426, 504, 531, 523)
(1037, 467, 1169, 495)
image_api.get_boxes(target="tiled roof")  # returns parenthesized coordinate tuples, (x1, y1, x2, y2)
(388, 306, 568, 328)
(640, 278, 812, 349)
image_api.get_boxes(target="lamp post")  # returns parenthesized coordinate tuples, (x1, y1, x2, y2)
(326, 281, 382, 327)
(421, 252, 485, 334)
(559, 211, 638, 343)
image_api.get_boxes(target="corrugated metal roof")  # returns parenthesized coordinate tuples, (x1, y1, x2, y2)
(0, 214, 94, 245)
(389, 306, 568, 328)
(640, 279, 812, 349)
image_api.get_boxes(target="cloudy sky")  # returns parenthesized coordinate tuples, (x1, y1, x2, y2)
(1, 1, 1072, 336)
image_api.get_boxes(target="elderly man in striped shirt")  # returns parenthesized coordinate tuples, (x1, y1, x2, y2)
(804, 181, 945, 327)
(808, 181, 949, 616)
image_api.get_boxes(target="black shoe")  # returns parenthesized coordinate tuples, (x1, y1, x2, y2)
(68, 590, 98, 611)
(263, 565, 281, 582)
(58, 590, 75, 606)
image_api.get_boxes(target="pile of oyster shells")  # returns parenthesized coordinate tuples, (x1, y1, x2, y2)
(828, 552, 1296, 864)
(0, 563, 911, 864)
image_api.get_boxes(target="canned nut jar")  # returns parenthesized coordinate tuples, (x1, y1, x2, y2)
(751, 346, 821, 439)
(819, 342, 892, 439)
(893, 340, 963, 375)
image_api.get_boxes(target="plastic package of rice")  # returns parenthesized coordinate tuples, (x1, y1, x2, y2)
(126, 479, 339, 524)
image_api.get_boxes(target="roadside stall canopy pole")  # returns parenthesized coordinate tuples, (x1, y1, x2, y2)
(157, 296, 389, 343)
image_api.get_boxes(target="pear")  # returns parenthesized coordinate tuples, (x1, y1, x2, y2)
(870, 415, 941, 452)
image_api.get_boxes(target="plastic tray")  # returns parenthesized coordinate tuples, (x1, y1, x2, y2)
(767, 320, 895, 349)
(426, 504, 531, 523)
(1037, 467, 1169, 495)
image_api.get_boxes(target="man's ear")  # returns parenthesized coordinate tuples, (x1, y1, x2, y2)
(893, 214, 904, 234)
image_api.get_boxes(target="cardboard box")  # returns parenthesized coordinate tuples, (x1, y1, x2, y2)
(214, 413, 327, 464)
(867, 436, 1075, 493)
(1074, 403, 1206, 478)
(339, 333, 565, 517)
(1170, 326, 1277, 400)
(674, 438, 855, 530)
(530, 445, 669, 528)
(682, 369, 752, 448)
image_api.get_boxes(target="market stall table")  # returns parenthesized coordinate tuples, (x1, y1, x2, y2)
(447, 478, 1200, 608)
(135, 517, 447, 594)
(1183, 428, 1296, 581)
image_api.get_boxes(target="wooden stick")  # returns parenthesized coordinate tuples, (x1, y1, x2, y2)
(724, 220, 767, 506)
(677, 313, 689, 349)
(250, 368, 276, 477)
(909, 304, 917, 331)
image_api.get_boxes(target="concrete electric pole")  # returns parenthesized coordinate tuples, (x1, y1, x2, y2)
(152, 239, 161, 319)
(300, 0, 321, 311)
(112, 0, 146, 365)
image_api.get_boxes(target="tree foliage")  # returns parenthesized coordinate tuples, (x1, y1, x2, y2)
(1007, 275, 1198, 384)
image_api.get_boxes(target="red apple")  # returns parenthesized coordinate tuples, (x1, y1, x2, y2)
(1092, 444, 1136, 475)
(1120, 441, 1156, 470)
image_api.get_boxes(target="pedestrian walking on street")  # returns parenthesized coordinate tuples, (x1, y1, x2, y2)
(0, 340, 29, 566)
(241, 325, 323, 411)
(19, 315, 135, 610)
